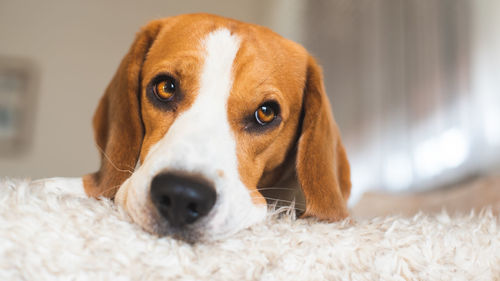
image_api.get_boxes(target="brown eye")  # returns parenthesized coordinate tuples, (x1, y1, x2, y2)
(153, 76, 176, 101)
(255, 103, 278, 125)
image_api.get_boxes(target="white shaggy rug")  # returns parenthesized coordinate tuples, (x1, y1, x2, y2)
(1, 178, 499, 280)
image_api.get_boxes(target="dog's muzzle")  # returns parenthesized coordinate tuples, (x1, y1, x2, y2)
(150, 172, 216, 227)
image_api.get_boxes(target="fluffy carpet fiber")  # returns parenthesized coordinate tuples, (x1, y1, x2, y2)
(1, 178, 499, 280)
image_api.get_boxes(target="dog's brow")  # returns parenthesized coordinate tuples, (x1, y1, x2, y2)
(252, 64, 281, 92)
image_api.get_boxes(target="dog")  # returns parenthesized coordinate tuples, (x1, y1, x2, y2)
(41, 13, 351, 242)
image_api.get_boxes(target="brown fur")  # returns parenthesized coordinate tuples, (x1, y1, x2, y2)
(295, 57, 351, 220)
(83, 19, 166, 198)
(84, 13, 351, 221)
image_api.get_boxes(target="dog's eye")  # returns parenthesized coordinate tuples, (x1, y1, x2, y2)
(255, 102, 279, 125)
(153, 76, 176, 101)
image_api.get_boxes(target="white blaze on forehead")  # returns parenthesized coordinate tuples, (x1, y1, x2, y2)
(201, 28, 241, 105)
(153, 28, 242, 174)
(120, 28, 266, 240)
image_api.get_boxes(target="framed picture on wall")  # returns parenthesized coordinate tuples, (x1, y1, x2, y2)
(0, 57, 37, 156)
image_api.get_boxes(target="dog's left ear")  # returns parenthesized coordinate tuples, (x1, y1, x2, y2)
(296, 56, 351, 221)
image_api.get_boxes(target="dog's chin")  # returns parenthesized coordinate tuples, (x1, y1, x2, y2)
(147, 208, 262, 243)
(152, 220, 205, 243)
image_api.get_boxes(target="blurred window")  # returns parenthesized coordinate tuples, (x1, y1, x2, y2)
(302, 0, 500, 203)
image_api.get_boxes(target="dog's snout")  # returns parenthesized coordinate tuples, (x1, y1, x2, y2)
(150, 173, 216, 227)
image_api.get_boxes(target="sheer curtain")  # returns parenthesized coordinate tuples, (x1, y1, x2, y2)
(301, 0, 500, 204)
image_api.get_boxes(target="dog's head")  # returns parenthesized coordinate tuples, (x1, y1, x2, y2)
(83, 14, 350, 242)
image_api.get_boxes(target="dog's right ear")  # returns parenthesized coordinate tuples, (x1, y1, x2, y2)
(83, 20, 165, 198)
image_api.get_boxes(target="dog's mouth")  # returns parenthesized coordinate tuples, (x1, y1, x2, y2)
(115, 168, 267, 242)
(150, 213, 206, 243)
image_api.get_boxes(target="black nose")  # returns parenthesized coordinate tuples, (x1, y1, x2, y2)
(150, 172, 216, 227)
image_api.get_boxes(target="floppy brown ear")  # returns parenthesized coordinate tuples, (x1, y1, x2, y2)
(82, 20, 164, 198)
(296, 56, 351, 221)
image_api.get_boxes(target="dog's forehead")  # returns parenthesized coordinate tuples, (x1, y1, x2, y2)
(144, 15, 308, 89)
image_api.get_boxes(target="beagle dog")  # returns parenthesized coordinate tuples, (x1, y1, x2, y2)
(45, 13, 351, 242)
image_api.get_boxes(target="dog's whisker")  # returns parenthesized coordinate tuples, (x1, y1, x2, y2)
(96, 144, 134, 175)
(260, 197, 307, 207)
(263, 198, 307, 212)
(267, 201, 306, 213)
(267, 201, 305, 212)
(95, 184, 121, 198)
(254, 187, 298, 192)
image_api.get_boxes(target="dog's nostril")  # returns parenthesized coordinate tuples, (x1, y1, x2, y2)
(150, 172, 216, 227)
(185, 203, 200, 223)
(187, 203, 198, 216)
(161, 196, 172, 207)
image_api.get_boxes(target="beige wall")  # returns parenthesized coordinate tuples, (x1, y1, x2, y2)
(0, 0, 291, 178)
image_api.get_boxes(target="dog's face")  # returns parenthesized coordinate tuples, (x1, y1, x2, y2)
(83, 14, 351, 242)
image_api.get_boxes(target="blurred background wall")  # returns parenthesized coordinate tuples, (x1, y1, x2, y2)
(301, 0, 500, 203)
(0, 0, 499, 205)
(0, 0, 273, 178)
